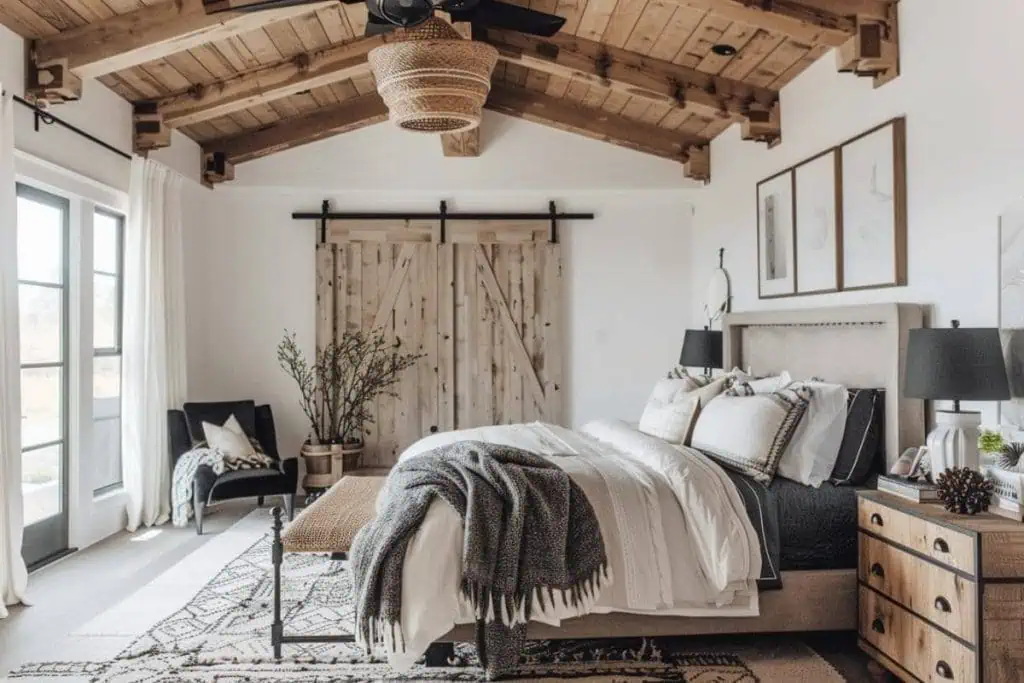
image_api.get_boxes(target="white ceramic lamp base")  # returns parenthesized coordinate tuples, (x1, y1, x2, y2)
(926, 410, 982, 478)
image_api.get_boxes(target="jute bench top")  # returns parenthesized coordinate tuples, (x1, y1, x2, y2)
(281, 474, 387, 553)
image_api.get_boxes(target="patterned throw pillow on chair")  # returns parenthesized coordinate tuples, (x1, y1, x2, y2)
(202, 415, 275, 470)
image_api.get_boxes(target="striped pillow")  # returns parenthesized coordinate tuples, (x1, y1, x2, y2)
(691, 384, 814, 483)
(665, 365, 714, 390)
(830, 389, 884, 485)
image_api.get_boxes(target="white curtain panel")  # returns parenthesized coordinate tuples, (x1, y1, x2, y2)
(122, 157, 188, 531)
(0, 88, 30, 618)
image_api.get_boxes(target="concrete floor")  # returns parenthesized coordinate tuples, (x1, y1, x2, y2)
(0, 500, 255, 675)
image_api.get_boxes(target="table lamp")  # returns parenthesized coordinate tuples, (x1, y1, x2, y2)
(680, 326, 723, 378)
(903, 320, 1010, 476)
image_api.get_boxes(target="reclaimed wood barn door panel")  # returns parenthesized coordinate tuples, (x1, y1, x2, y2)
(315, 218, 563, 466)
(317, 220, 440, 466)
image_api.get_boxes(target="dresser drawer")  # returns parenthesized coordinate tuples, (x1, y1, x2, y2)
(858, 497, 976, 576)
(860, 586, 977, 683)
(859, 532, 977, 643)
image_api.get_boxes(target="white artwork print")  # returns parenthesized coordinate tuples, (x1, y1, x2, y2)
(999, 204, 1024, 428)
(795, 152, 838, 293)
(842, 126, 896, 288)
(758, 172, 795, 297)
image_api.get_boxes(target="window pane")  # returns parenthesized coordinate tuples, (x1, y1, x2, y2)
(94, 355, 121, 420)
(92, 418, 122, 494)
(94, 273, 118, 349)
(94, 212, 121, 274)
(22, 444, 61, 525)
(17, 195, 64, 284)
(21, 367, 62, 448)
(19, 284, 62, 364)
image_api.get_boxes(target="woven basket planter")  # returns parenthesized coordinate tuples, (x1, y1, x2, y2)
(368, 18, 499, 133)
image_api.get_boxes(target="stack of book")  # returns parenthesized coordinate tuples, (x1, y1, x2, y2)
(877, 475, 939, 503)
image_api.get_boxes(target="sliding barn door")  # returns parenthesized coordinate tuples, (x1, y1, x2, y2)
(446, 222, 563, 431)
(315, 219, 563, 466)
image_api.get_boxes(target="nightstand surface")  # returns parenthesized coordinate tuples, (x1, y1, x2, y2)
(857, 490, 1024, 683)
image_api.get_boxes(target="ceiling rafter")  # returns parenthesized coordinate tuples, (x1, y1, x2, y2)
(486, 28, 779, 141)
(153, 35, 387, 129)
(28, 0, 334, 101)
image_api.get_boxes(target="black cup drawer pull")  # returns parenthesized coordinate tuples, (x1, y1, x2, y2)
(933, 537, 950, 553)
(935, 596, 952, 613)
(936, 660, 954, 679)
(871, 617, 885, 635)
(870, 562, 885, 579)
(870, 513, 884, 527)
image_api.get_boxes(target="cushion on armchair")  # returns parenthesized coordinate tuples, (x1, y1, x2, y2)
(183, 401, 258, 445)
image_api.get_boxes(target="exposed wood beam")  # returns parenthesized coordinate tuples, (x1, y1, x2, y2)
(664, 0, 893, 46)
(486, 29, 778, 130)
(484, 84, 707, 165)
(202, 92, 388, 167)
(441, 129, 481, 157)
(835, 9, 900, 87)
(683, 145, 710, 184)
(30, 0, 334, 91)
(154, 36, 383, 128)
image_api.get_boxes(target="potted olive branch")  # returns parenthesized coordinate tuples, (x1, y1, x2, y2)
(277, 329, 421, 492)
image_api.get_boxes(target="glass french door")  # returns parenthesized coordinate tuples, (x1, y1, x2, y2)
(16, 183, 70, 568)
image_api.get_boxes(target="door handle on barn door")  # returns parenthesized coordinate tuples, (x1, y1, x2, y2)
(430, 426, 438, 434)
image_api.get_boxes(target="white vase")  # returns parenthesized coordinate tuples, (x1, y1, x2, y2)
(927, 410, 981, 477)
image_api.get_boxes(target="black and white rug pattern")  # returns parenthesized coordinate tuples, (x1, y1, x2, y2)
(11, 526, 845, 682)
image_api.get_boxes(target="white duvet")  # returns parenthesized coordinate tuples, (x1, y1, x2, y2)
(383, 419, 762, 670)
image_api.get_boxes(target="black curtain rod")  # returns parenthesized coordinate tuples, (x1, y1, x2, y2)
(4, 92, 133, 161)
(292, 211, 595, 220)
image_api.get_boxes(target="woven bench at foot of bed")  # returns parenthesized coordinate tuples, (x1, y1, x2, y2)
(281, 473, 387, 553)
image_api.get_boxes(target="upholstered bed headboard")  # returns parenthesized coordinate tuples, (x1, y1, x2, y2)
(721, 303, 926, 469)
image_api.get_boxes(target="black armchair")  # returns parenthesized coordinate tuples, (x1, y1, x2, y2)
(168, 401, 298, 534)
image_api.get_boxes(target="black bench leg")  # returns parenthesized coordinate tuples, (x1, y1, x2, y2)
(281, 493, 294, 521)
(194, 490, 205, 536)
(424, 642, 455, 667)
(272, 507, 284, 660)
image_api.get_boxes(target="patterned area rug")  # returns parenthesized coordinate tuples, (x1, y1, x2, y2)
(10, 513, 847, 682)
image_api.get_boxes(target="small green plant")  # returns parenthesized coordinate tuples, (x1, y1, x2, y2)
(979, 429, 1006, 455)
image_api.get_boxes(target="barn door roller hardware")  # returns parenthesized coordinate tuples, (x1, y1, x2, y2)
(293, 200, 595, 244)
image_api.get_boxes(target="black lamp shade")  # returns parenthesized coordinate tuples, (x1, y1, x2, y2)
(680, 328, 723, 370)
(903, 327, 1010, 401)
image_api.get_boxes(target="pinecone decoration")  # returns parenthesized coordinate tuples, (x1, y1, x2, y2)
(935, 467, 994, 515)
(999, 442, 1024, 471)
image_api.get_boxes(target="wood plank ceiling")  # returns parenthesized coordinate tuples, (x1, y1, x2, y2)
(0, 0, 901, 184)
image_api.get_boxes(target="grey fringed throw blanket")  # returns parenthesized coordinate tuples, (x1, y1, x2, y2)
(349, 440, 608, 679)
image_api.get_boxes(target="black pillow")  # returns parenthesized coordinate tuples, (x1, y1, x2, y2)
(183, 400, 258, 445)
(830, 389, 884, 486)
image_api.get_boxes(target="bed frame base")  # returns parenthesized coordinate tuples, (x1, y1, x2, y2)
(270, 508, 857, 664)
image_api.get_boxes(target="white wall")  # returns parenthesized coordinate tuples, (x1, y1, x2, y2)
(185, 114, 694, 457)
(688, 0, 1024, 423)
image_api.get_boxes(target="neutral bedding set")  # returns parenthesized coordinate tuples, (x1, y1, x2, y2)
(344, 367, 883, 671)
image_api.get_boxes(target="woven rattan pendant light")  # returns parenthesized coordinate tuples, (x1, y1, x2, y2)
(368, 18, 499, 133)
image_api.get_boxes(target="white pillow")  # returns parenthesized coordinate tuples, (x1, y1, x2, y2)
(691, 384, 813, 483)
(776, 380, 848, 487)
(203, 414, 256, 464)
(639, 395, 700, 443)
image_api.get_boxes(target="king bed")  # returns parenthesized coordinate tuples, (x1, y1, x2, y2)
(270, 302, 926, 668)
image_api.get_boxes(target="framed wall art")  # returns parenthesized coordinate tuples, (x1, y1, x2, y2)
(794, 150, 841, 294)
(757, 170, 795, 298)
(755, 117, 906, 300)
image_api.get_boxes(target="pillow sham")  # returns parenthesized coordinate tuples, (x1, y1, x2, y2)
(638, 394, 701, 443)
(830, 389, 884, 485)
(691, 384, 813, 483)
(665, 366, 714, 389)
(775, 380, 848, 487)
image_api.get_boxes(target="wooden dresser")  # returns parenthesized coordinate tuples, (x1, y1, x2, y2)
(857, 490, 1024, 683)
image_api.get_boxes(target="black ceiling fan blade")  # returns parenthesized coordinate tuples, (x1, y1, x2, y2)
(469, 0, 565, 37)
(365, 12, 398, 35)
(202, 0, 332, 13)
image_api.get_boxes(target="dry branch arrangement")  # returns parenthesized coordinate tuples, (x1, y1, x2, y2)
(278, 329, 422, 446)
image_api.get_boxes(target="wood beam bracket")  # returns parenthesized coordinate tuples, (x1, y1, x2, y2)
(683, 145, 710, 184)
(133, 102, 171, 154)
(741, 101, 782, 148)
(836, 9, 900, 87)
(202, 151, 235, 187)
(27, 53, 81, 104)
(595, 49, 612, 86)
(670, 80, 686, 108)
